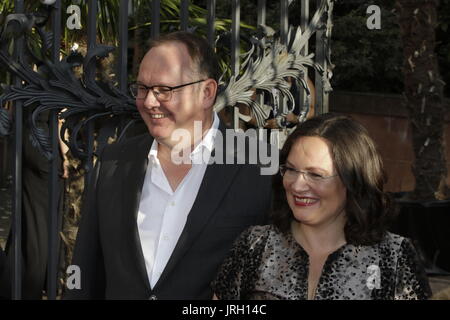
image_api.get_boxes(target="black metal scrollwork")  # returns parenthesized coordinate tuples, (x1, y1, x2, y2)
(0, 0, 335, 158)
(0, 6, 139, 160)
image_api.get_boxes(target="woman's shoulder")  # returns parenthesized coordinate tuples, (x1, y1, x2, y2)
(374, 231, 417, 257)
(354, 232, 413, 258)
(382, 231, 411, 247)
(239, 224, 285, 248)
(245, 224, 284, 237)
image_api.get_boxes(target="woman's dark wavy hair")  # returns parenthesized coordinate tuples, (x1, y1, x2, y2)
(271, 113, 397, 246)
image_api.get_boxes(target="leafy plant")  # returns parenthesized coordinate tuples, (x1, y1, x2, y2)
(331, 2, 404, 93)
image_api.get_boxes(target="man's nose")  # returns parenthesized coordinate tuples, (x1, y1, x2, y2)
(142, 89, 160, 108)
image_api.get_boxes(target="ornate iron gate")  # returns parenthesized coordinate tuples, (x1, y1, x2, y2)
(0, 0, 334, 299)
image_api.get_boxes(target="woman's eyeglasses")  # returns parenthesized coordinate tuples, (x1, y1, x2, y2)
(279, 164, 338, 184)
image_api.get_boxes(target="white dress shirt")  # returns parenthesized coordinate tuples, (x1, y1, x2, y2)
(137, 113, 220, 289)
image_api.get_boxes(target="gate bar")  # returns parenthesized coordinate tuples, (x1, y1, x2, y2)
(231, 0, 240, 130)
(280, 0, 288, 46)
(151, 0, 160, 39)
(207, 0, 216, 46)
(12, 0, 24, 300)
(256, 0, 266, 125)
(180, 0, 189, 31)
(314, 1, 326, 115)
(280, 0, 289, 115)
(85, 0, 97, 181)
(47, 0, 62, 300)
(118, 0, 129, 93)
(299, 0, 310, 116)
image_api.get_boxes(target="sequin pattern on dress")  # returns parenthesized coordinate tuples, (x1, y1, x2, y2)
(212, 225, 432, 300)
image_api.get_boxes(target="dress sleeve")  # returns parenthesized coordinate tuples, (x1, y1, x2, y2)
(394, 238, 432, 300)
(211, 227, 257, 300)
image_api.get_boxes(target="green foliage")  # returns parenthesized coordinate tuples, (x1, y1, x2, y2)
(0, 2, 14, 24)
(331, 2, 403, 93)
(330, 0, 449, 96)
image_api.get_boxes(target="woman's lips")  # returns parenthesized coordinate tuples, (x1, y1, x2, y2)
(293, 196, 319, 207)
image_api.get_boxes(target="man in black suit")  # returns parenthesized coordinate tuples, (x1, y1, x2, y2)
(65, 31, 273, 299)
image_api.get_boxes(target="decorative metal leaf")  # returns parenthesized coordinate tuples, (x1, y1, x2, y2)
(213, 29, 316, 127)
(213, 0, 335, 128)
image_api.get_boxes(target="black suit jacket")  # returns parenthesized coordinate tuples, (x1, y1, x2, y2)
(65, 122, 273, 299)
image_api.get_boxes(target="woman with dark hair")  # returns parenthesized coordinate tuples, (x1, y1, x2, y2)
(212, 113, 431, 300)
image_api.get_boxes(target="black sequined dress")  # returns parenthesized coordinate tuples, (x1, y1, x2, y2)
(212, 225, 432, 300)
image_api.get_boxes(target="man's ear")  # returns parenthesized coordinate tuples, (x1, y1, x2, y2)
(202, 79, 218, 108)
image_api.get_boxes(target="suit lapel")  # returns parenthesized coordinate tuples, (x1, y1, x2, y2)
(119, 134, 153, 293)
(154, 122, 240, 290)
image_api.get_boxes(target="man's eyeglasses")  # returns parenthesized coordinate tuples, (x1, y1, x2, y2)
(129, 79, 206, 102)
(279, 164, 338, 184)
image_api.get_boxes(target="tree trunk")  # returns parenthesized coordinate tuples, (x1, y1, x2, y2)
(396, 0, 449, 200)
